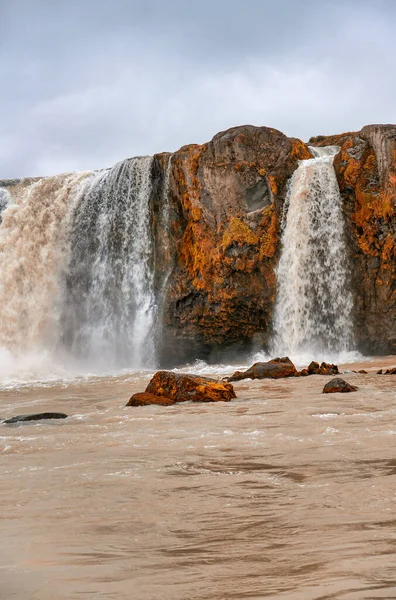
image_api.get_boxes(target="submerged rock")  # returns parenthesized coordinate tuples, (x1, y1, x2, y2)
(322, 378, 358, 394)
(126, 392, 175, 407)
(145, 371, 236, 403)
(229, 357, 297, 382)
(3, 412, 68, 424)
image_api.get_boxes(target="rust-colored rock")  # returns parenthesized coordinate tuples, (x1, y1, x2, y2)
(152, 125, 312, 365)
(307, 361, 339, 376)
(151, 123, 395, 364)
(126, 392, 175, 407)
(145, 371, 236, 403)
(229, 357, 297, 382)
(384, 367, 396, 374)
(323, 378, 358, 394)
(311, 124, 396, 355)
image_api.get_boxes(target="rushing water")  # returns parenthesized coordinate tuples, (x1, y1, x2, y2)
(272, 147, 353, 360)
(0, 157, 157, 379)
(1, 358, 396, 599)
(61, 156, 156, 370)
(1, 148, 395, 599)
(0, 187, 10, 222)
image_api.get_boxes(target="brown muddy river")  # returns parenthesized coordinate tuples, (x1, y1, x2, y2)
(1, 358, 396, 599)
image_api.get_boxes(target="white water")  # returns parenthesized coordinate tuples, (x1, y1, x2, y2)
(60, 156, 156, 370)
(272, 146, 354, 363)
(0, 157, 157, 383)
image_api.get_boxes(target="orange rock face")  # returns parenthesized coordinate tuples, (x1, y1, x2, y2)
(145, 371, 236, 403)
(152, 125, 312, 364)
(329, 125, 396, 353)
(126, 392, 175, 407)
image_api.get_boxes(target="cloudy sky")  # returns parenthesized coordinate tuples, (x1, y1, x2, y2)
(1, 0, 395, 177)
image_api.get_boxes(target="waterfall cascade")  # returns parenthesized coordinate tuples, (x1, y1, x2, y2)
(0, 156, 159, 376)
(272, 146, 353, 359)
(61, 156, 156, 369)
(0, 187, 10, 222)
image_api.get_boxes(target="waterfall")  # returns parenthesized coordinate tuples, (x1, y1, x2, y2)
(0, 155, 160, 379)
(272, 146, 353, 359)
(60, 156, 156, 370)
(0, 172, 92, 352)
(0, 188, 10, 223)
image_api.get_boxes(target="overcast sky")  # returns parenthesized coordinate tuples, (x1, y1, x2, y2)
(1, 0, 395, 178)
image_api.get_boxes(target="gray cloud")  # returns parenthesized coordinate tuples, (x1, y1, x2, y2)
(1, 0, 395, 177)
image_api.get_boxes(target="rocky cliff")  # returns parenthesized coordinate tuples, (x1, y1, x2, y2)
(151, 126, 312, 364)
(154, 123, 395, 363)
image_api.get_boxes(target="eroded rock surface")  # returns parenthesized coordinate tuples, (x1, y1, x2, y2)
(152, 126, 312, 364)
(145, 371, 236, 403)
(311, 124, 396, 354)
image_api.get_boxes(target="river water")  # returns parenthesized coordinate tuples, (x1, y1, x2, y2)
(1, 357, 396, 599)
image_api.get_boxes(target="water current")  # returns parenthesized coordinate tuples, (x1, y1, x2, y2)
(1, 358, 396, 599)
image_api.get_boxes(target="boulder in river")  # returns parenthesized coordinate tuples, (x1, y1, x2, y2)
(3, 412, 68, 424)
(229, 357, 297, 382)
(307, 361, 339, 375)
(126, 392, 175, 407)
(322, 378, 358, 394)
(145, 371, 236, 403)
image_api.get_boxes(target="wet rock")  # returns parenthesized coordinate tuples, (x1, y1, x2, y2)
(358, 369, 368, 374)
(331, 125, 396, 354)
(384, 367, 396, 374)
(154, 125, 312, 365)
(376, 369, 383, 374)
(126, 392, 175, 407)
(307, 361, 339, 375)
(3, 412, 68, 424)
(145, 371, 236, 403)
(229, 357, 297, 382)
(322, 378, 358, 394)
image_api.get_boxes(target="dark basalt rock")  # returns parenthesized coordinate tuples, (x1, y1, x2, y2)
(3, 412, 68, 424)
(322, 378, 358, 394)
(229, 357, 297, 382)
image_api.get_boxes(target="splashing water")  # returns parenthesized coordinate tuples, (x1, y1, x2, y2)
(272, 146, 354, 361)
(60, 156, 156, 370)
(0, 172, 92, 352)
(0, 187, 11, 222)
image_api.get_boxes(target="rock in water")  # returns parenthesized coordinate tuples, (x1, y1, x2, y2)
(145, 371, 236, 403)
(307, 361, 339, 375)
(322, 378, 358, 394)
(229, 357, 297, 382)
(126, 392, 175, 407)
(3, 412, 68, 424)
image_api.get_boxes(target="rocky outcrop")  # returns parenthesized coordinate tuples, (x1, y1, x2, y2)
(323, 378, 358, 394)
(152, 126, 312, 364)
(229, 357, 297, 381)
(145, 371, 236, 403)
(330, 125, 396, 354)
